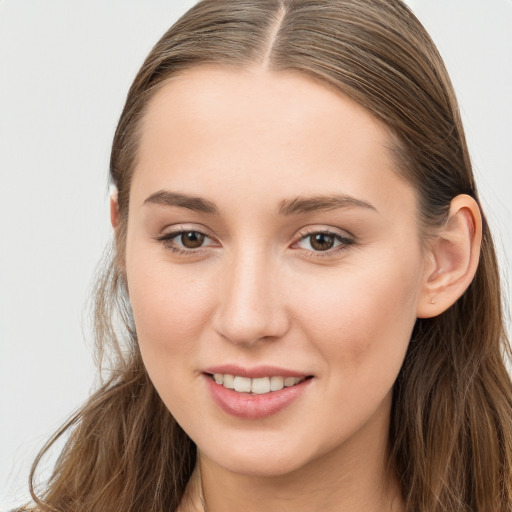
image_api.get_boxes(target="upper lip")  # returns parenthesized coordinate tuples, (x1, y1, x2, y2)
(203, 364, 311, 379)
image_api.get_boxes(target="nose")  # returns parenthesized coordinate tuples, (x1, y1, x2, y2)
(212, 248, 290, 347)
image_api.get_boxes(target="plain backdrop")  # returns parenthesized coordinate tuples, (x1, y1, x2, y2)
(1, 0, 511, 508)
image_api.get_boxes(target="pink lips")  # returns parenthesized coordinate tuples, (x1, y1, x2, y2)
(203, 365, 313, 420)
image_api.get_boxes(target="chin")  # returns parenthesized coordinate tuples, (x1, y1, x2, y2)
(197, 430, 328, 478)
(214, 452, 310, 478)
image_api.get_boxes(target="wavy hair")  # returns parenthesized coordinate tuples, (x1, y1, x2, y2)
(19, 1, 511, 511)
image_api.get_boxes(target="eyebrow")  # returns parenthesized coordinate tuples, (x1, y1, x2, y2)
(144, 190, 219, 214)
(277, 194, 377, 215)
(143, 190, 377, 215)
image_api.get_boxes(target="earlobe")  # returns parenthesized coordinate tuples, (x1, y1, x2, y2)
(417, 194, 482, 318)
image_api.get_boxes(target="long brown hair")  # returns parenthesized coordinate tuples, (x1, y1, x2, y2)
(19, 1, 512, 510)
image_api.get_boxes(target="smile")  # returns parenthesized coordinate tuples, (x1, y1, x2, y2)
(205, 372, 314, 419)
(211, 373, 306, 394)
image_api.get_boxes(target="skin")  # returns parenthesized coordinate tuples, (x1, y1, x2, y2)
(117, 65, 481, 512)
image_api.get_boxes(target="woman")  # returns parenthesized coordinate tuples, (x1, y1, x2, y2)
(17, 0, 512, 510)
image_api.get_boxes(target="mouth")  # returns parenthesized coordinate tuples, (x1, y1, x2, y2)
(206, 373, 313, 395)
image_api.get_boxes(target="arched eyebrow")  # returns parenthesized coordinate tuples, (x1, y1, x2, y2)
(143, 190, 377, 215)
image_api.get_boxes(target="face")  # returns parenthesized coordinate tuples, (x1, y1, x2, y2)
(124, 66, 428, 477)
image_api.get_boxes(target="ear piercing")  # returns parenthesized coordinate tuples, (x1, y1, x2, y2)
(430, 298, 436, 304)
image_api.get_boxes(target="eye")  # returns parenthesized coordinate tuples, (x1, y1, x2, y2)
(301, 232, 337, 251)
(176, 230, 206, 249)
(156, 229, 214, 254)
(295, 229, 354, 255)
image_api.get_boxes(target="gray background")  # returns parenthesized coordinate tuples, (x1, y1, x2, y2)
(1, 0, 511, 508)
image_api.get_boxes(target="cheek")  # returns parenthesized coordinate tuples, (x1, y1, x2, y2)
(125, 251, 217, 417)
(125, 246, 215, 362)
(293, 250, 422, 374)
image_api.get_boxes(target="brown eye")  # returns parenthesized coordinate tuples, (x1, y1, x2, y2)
(309, 233, 335, 251)
(180, 231, 205, 248)
(295, 230, 354, 255)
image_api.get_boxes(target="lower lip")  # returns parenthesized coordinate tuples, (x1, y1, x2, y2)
(204, 375, 312, 419)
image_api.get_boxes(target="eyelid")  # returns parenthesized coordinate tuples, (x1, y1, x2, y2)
(294, 225, 354, 243)
(158, 223, 215, 239)
(292, 226, 355, 257)
(155, 225, 219, 253)
(155, 224, 355, 258)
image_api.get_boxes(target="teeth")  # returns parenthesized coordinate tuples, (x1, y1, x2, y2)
(233, 376, 251, 393)
(284, 377, 299, 387)
(223, 374, 235, 389)
(270, 376, 284, 391)
(251, 377, 270, 394)
(212, 373, 305, 394)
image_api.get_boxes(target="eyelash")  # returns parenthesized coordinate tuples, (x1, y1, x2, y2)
(295, 228, 354, 259)
(155, 228, 354, 259)
(156, 228, 214, 256)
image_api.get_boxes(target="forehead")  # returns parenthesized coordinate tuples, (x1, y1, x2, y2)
(132, 65, 416, 220)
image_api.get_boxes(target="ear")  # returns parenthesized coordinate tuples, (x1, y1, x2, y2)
(110, 184, 120, 229)
(417, 194, 482, 318)
(109, 185, 128, 274)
